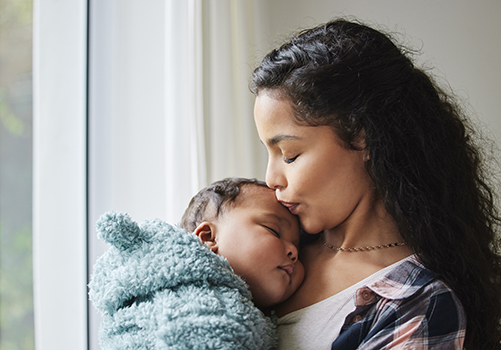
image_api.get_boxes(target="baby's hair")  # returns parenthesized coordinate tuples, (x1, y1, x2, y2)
(180, 177, 269, 232)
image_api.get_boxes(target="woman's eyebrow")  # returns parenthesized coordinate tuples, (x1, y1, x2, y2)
(267, 134, 301, 146)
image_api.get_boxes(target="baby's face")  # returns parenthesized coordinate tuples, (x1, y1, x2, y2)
(214, 186, 304, 308)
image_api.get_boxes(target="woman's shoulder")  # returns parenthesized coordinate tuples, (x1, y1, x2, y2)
(368, 255, 465, 337)
(332, 256, 466, 349)
(366, 255, 464, 312)
(368, 255, 440, 298)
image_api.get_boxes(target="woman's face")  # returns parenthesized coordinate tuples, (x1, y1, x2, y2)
(254, 91, 375, 234)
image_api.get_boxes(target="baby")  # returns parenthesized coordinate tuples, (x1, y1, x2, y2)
(181, 177, 304, 308)
(89, 177, 304, 350)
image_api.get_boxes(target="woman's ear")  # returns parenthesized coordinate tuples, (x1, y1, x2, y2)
(352, 128, 367, 151)
(194, 222, 218, 253)
(352, 128, 369, 161)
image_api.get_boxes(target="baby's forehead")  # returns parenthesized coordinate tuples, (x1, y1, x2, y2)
(216, 184, 273, 219)
(234, 184, 275, 204)
(235, 185, 300, 227)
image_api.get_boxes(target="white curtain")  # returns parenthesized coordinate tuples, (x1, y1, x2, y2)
(164, 0, 269, 223)
(164, 0, 207, 222)
(87, 1, 270, 348)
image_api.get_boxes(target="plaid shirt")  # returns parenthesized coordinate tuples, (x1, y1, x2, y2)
(331, 255, 466, 349)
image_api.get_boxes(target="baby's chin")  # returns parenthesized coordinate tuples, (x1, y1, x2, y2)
(251, 270, 304, 309)
(255, 287, 298, 311)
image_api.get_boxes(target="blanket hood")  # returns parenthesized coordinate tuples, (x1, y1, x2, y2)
(88, 212, 251, 317)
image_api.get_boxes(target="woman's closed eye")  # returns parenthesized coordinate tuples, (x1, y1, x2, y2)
(283, 155, 298, 164)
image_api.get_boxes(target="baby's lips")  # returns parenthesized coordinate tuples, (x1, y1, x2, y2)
(279, 264, 294, 276)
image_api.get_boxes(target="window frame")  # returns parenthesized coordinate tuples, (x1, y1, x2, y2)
(32, 0, 89, 349)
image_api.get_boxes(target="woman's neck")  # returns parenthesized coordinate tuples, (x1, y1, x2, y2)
(322, 197, 404, 249)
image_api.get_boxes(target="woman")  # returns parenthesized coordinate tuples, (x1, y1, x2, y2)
(252, 19, 501, 349)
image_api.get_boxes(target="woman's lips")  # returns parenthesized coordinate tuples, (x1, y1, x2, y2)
(279, 201, 299, 215)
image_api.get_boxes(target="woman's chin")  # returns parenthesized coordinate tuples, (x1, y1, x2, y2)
(299, 220, 323, 235)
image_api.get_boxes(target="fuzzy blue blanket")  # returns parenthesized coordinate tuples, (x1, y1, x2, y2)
(89, 212, 277, 349)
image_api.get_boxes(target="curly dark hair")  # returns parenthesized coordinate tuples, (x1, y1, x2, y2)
(180, 177, 269, 232)
(251, 19, 501, 349)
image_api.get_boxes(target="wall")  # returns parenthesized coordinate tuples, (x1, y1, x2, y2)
(265, 0, 501, 147)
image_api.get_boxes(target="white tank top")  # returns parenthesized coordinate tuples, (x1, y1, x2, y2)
(276, 258, 408, 350)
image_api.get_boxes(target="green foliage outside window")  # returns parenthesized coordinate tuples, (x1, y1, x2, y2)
(0, 0, 34, 349)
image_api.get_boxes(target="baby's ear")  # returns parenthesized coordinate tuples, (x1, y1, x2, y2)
(194, 222, 218, 253)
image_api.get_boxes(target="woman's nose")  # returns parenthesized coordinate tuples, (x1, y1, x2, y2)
(266, 159, 286, 190)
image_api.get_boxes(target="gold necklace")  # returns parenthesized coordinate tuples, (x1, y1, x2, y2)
(322, 239, 407, 252)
